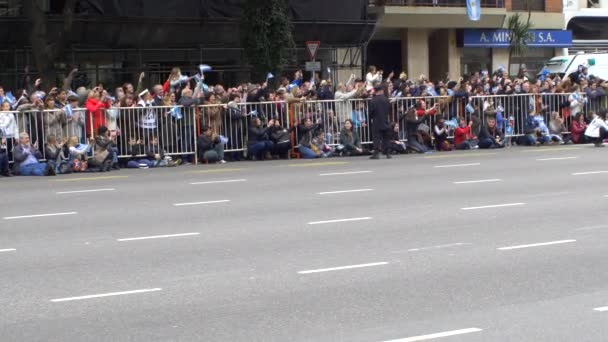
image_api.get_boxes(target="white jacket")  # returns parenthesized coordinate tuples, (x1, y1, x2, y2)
(0, 111, 18, 138)
(585, 116, 608, 138)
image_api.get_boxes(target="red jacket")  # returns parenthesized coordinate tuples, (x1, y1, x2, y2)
(86, 98, 111, 136)
(416, 107, 437, 117)
(570, 120, 587, 144)
(454, 126, 471, 145)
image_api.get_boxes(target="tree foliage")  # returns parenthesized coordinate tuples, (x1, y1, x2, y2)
(506, 6, 533, 76)
(240, 0, 296, 81)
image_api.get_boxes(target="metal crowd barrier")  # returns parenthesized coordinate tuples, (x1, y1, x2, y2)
(3, 92, 607, 164)
(200, 101, 289, 153)
(97, 105, 199, 159)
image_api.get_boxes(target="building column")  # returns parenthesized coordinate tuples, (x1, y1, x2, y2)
(406, 28, 429, 79)
(447, 29, 461, 81)
(401, 29, 408, 73)
(492, 48, 509, 74)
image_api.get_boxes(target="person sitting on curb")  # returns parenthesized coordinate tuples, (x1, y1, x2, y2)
(0, 136, 12, 176)
(478, 115, 505, 149)
(91, 126, 115, 172)
(197, 126, 226, 164)
(12, 132, 55, 176)
(247, 117, 274, 160)
(585, 109, 608, 147)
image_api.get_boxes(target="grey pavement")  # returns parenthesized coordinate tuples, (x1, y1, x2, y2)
(1, 145, 608, 341)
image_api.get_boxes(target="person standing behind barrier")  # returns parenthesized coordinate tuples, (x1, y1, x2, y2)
(0, 101, 18, 160)
(226, 93, 247, 161)
(204, 93, 222, 135)
(43, 95, 66, 141)
(585, 81, 605, 113)
(568, 85, 587, 119)
(369, 84, 392, 159)
(85, 88, 111, 138)
(64, 94, 84, 142)
(12, 132, 55, 176)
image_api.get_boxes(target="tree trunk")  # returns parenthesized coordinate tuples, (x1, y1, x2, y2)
(518, 0, 532, 76)
(23, 0, 78, 85)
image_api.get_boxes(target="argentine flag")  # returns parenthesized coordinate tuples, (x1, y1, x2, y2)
(467, 0, 480, 21)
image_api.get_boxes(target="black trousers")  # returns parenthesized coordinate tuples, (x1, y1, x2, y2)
(372, 128, 391, 154)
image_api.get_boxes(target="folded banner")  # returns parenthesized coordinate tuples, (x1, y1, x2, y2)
(467, 0, 480, 21)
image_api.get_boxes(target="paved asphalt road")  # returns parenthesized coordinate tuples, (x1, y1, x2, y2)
(1, 145, 608, 342)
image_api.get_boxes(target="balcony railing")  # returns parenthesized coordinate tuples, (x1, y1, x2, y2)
(369, 0, 505, 8)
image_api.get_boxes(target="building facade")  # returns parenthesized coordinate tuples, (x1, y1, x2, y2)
(367, 0, 568, 79)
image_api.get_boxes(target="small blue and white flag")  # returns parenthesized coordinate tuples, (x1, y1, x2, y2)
(4, 91, 16, 105)
(467, 0, 480, 21)
(266, 72, 274, 80)
(199, 64, 212, 73)
(170, 106, 183, 120)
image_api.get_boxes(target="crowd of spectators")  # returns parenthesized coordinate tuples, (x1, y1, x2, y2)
(1, 62, 607, 178)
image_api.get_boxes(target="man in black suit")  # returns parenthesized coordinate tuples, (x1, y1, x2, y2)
(369, 84, 392, 159)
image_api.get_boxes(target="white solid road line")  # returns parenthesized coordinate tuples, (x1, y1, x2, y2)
(461, 203, 525, 211)
(173, 200, 230, 206)
(536, 156, 578, 161)
(117, 232, 200, 242)
(594, 307, 608, 312)
(190, 179, 247, 185)
(383, 328, 483, 342)
(0, 248, 16, 253)
(497, 239, 576, 251)
(308, 217, 372, 225)
(50, 288, 162, 302)
(56, 188, 115, 194)
(434, 163, 480, 168)
(319, 171, 372, 176)
(318, 189, 373, 195)
(572, 171, 608, 176)
(3, 212, 78, 220)
(453, 179, 501, 184)
(298, 262, 388, 274)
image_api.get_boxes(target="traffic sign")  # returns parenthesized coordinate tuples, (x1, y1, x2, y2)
(305, 61, 321, 72)
(306, 41, 320, 61)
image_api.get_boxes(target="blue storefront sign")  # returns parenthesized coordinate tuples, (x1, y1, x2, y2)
(463, 29, 573, 48)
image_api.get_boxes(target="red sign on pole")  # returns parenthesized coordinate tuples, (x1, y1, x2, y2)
(306, 41, 321, 61)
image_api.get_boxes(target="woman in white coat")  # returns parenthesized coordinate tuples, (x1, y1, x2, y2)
(585, 109, 608, 147)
